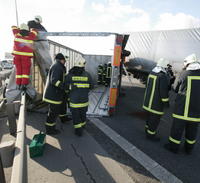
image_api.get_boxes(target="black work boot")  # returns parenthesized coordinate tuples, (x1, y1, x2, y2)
(46, 126, 60, 135)
(74, 128, 83, 137)
(164, 143, 179, 154)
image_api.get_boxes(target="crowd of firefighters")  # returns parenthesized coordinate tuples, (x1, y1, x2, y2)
(97, 62, 112, 87)
(143, 54, 200, 155)
(11, 15, 93, 137)
(11, 15, 200, 154)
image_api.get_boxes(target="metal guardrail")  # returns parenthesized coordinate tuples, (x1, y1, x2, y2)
(10, 92, 27, 183)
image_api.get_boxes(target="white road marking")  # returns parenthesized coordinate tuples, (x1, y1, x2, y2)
(90, 118, 183, 183)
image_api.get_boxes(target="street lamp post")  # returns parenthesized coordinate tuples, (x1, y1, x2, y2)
(14, 0, 19, 26)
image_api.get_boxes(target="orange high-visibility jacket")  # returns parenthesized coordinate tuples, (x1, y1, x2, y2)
(12, 26, 38, 57)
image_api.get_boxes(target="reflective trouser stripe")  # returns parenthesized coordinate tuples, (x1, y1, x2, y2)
(81, 122, 86, 126)
(45, 122, 56, 126)
(74, 122, 86, 128)
(186, 139, 196, 144)
(74, 123, 82, 128)
(59, 114, 67, 117)
(21, 75, 29, 78)
(16, 75, 22, 78)
(70, 102, 89, 108)
(169, 136, 181, 144)
(162, 98, 169, 102)
(13, 50, 33, 56)
(147, 129, 156, 135)
(16, 75, 29, 78)
(43, 98, 62, 104)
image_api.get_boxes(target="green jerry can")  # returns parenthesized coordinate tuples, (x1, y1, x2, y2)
(29, 132, 46, 158)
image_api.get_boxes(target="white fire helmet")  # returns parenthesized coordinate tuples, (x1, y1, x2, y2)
(34, 15, 42, 23)
(156, 58, 169, 68)
(184, 54, 198, 67)
(74, 56, 86, 67)
(20, 23, 29, 31)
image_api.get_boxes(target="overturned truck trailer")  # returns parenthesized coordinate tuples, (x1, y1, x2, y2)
(32, 32, 129, 117)
(125, 27, 200, 80)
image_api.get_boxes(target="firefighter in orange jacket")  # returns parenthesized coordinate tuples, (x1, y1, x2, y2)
(12, 23, 38, 89)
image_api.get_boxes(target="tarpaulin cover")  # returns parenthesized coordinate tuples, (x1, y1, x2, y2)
(125, 28, 200, 72)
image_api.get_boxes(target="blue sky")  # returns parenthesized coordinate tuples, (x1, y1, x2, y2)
(0, 0, 199, 58)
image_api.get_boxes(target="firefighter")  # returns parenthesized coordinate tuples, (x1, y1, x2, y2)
(166, 64, 175, 90)
(12, 23, 38, 89)
(102, 63, 107, 86)
(105, 62, 112, 86)
(164, 54, 200, 154)
(27, 15, 47, 32)
(97, 64, 103, 85)
(43, 53, 70, 135)
(143, 58, 170, 141)
(65, 56, 93, 136)
(28, 15, 51, 82)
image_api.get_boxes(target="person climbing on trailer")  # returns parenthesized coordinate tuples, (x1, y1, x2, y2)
(65, 56, 93, 136)
(28, 15, 47, 32)
(11, 23, 38, 90)
(28, 15, 52, 82)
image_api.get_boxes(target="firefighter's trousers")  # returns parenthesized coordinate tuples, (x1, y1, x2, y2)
(169, 118, 199, 151)
(45, 102, 67, 129)
(14, 55, 31, 85)
(70, 107, 87, 129)
(59, 99, 69, 122)
(145, 112, 161, 136)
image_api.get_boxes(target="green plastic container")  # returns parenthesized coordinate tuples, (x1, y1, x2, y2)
(29, 132, 46, 158)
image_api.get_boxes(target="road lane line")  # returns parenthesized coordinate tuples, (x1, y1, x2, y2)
(90, 118, 183, 183)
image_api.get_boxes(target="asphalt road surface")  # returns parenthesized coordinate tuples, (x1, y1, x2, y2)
(90, 78, 200, 183)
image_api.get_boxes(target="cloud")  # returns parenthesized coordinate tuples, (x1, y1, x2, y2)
(1, 0, 200, 58)
(154, 13, 200, 30)
(90, 0, 151, 32)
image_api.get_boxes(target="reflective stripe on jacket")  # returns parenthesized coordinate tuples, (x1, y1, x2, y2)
(43, 61, 66, 104)
(65, 67, 93, 108)
(143, 71, 169, 115)
(12, 27, 37, 57)
(173, 69, 200, 122)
